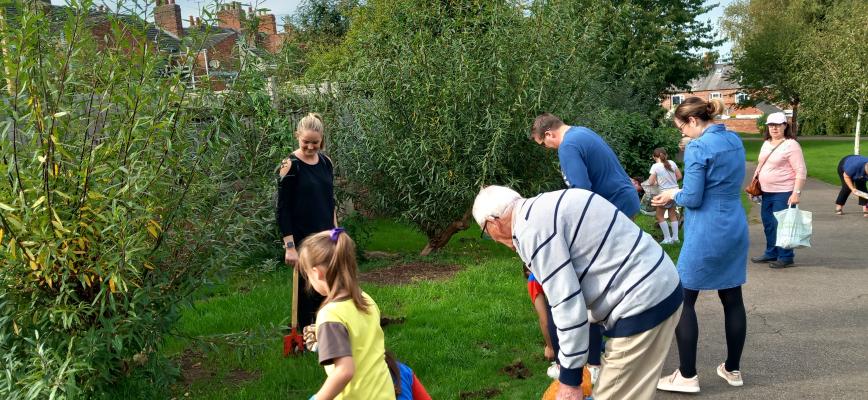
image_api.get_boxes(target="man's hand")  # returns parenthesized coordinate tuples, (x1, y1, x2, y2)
(544, 345, 555, 361)
(556, 383, 585, 400)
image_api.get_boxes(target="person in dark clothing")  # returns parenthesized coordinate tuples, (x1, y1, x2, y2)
(276, 112, 336, 327)
(834, 155, 868, 216)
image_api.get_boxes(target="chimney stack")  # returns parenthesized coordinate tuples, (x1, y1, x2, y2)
(258, 10, 277, 36)
(217, 1, 245, 32)
(154, 0, 183, 38)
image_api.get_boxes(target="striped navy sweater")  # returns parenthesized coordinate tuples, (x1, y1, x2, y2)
(512, 189, 682, 386)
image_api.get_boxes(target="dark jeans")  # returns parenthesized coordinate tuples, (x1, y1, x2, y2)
(836, 156, 868, 207)
(760, 191, 795, 262)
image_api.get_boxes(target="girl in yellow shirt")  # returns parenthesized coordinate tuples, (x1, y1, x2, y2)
(298, 228, 395, 400)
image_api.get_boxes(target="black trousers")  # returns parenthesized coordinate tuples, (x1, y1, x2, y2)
(836, 156, 868, 207)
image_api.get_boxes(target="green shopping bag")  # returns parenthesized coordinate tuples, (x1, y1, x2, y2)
(774, 205, 812, 249)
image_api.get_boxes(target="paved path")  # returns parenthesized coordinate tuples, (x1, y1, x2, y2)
(658, 163, 868, 400)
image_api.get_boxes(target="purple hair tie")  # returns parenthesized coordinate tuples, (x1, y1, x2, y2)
(329, 227, 346, 242)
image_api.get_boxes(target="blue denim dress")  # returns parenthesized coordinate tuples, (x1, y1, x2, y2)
(675, 124, 749, 290)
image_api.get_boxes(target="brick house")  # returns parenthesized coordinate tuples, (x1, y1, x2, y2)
(660, 63, 791, 133)
(3, 0, 292, 91)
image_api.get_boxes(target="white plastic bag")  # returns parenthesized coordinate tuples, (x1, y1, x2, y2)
(774, 206, 812, 249)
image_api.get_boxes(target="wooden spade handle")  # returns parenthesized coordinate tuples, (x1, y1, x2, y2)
(291, 267, 299, 329)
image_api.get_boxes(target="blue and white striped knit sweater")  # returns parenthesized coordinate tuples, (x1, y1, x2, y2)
(512, 189, 682, 386)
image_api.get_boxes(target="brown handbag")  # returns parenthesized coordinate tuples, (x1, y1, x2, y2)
(745, 141, 783, 196)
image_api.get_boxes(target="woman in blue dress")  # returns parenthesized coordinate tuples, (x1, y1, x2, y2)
(652, 97, 749, 393)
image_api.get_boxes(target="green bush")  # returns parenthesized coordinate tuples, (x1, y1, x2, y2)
(0, 2, 292, 397)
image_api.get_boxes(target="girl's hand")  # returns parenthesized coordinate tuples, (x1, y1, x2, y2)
(285, 247, 299, 267)
(788, 191, 800, 206)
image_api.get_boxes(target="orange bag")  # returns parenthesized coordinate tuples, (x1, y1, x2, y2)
(542, 366, 593, 400)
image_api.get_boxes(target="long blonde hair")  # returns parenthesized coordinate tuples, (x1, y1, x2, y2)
(298, 229, 369, 313)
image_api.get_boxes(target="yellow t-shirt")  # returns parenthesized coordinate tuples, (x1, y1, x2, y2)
(316, 292, 395, 400)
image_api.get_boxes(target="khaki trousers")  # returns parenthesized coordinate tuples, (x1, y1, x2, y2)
(593, 306, 682, 400)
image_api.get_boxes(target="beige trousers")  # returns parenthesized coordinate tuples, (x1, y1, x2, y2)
(593, 306, 682, 400)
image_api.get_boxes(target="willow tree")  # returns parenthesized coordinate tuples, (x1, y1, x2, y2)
(318, 0, 692, 254)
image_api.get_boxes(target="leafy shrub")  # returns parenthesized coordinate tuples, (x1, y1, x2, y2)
(0, 2, 292, 397)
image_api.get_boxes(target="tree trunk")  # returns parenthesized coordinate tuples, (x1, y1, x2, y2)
(791, 99, 800, 137)
(856, 100, 863, 155)
(420, 209, 473, 256)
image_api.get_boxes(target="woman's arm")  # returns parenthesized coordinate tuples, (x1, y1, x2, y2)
(672, 143, 707, 208)
(314, 356, 355, 400)
(647, 172, 658, 186)
(788, 142, 807, 205)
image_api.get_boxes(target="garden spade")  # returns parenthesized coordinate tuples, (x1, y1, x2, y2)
(283, 268, 305, 356)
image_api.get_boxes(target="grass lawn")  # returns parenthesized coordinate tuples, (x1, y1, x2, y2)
(742, 137, 867, 185)
(111, 217, 682, 400)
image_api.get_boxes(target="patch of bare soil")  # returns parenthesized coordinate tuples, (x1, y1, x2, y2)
(177, 349, 260, 387)
(178, 349, 214, 386)
(225, 368, 261, 386)
(459, 388, 502, 399)
(380, 316, 406, 327)
(502, 360, 531, 379)
(361, 262, 463, 285)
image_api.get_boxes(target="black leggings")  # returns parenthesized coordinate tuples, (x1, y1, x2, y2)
(675, 286, 746, 378)
(836, 156, 868, 207)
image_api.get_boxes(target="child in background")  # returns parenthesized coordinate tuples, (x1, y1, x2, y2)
(299, 228, 395, 400)
(648, 148, 682, 244)
(524, 268, 557, 378)
(525, 267, 602, 384)
(385, 351, 432, 400)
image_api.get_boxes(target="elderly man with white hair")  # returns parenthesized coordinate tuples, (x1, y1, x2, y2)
(474, 185, 682, 400)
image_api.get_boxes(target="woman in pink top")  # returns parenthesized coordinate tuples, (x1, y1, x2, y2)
(749, 113, 807, 269)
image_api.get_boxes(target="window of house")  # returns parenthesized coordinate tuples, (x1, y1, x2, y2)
(671, 95, 683, 106)
(736, 93, 749, 104)
(710, 92, 722, 100)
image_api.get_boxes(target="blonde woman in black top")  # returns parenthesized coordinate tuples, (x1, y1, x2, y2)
(276, 113, 336, 327)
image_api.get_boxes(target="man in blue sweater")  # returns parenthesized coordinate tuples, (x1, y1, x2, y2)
(530, 113, 640, 218)
(474, 185, 682, 400)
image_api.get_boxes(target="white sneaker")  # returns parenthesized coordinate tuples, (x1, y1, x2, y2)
(660, 238, 673, 245)
(587, 365, 601, 386)
(716, 363, 743, 387)
(546, 362, 559, 379)
(657, 369, 700, 393)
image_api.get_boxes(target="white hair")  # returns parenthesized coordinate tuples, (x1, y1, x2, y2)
(472, 185, 523, 227)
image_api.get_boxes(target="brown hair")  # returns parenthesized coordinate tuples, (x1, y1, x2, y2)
(295, 112, 325, 149)
(673, 97, 726, 123)
(298, 229, 369, 313)
(761, 122, 795, 141)
(653, 148, 673, 172)
(529, 113, 565, 139)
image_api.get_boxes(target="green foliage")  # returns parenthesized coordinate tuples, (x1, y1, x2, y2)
(0, 1, 294, 397)
(577, 109, 681, 177)
(306, 0, 701, 251)
(794, 0, 867, 143)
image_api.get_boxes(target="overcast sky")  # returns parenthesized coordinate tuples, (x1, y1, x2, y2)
(86, 0, 734, 57)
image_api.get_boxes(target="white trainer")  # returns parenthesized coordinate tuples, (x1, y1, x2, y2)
(716, 363, 744, 387)
(546, 362, 559, 380)
(657, 369, 700, 393)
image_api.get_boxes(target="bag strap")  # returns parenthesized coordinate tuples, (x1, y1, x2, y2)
(754, 141, 784, 178)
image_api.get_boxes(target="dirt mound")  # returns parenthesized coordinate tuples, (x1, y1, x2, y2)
(361, 262, 463, 285)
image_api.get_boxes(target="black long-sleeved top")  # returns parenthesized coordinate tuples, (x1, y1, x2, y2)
(276, 152, 335, 244)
